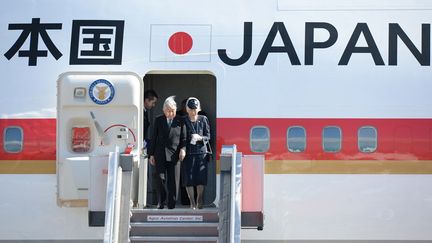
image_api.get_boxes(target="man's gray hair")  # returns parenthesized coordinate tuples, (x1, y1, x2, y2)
(163, 95, 177, 110)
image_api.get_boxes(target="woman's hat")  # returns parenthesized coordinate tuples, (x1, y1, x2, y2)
(187, 98, 200, 109)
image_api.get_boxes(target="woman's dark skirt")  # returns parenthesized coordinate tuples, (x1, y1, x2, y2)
(181, 153, 208, 186)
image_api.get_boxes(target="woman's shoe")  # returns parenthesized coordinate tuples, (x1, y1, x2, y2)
(196, 196, 203, 209)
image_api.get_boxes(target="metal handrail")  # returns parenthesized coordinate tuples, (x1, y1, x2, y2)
(219, 144, 242, 243)
(103, 147, 134, 243)
(228, 145, 237, 243)
(104, 147, 121, 243)
(233, 150, 242, 243)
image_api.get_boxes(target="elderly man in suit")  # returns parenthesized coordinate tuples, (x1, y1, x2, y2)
(148, 96, 186, 209)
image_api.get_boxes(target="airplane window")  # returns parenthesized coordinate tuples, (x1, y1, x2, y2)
(3, 126, 23, 153)
(287, 126, 306, 152)
(358, 126, 377, 153)
(250, 126, 270, 153)
(322, 126, 341, 152)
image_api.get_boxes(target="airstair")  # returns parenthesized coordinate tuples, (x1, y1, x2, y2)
(98, 145, 264, 243)
(129, 208, 219, 243)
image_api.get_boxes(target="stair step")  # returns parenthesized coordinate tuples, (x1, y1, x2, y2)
(130, 236, 218, 243)
(131, 208, 219, 223)
(130, 222, 219, 237)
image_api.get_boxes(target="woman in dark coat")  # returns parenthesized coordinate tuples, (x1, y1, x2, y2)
(182, 97, 211, 209)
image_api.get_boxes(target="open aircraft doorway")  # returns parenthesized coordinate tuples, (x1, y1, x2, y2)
(143, 71, 217, 207)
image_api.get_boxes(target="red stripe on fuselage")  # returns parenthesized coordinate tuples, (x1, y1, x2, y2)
(0, 118, 56, 160)
(216, 118, 432, 161)
(1, 118, 432, 161)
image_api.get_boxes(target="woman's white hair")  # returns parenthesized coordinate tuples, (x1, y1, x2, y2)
(163, 95, 177, 110)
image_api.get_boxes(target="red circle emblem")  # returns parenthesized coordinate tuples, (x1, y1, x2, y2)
(168, 32, 193, 55)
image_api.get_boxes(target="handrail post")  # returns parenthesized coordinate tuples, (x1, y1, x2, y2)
(233, 152, 242, 242)
(103, 148, 134, 243)
(219, 145, 242, 243)
(104, 148, 120, 243)
(118, 154, 133, 243)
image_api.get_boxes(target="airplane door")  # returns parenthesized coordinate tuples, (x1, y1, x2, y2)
(143, 72, 217, 207)
(56, 72, 144, 207)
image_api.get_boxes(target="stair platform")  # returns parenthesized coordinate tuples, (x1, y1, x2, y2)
(129, 207, 219, 242)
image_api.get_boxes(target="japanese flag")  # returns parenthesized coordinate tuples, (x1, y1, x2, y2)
(150, 24, 212, 62)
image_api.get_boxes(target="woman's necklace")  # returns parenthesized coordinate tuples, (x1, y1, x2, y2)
(189, 116, 199, 133)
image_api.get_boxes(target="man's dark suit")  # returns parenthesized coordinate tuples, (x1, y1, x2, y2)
(144, 110, 150, 142)
(148, 115, 186, 208)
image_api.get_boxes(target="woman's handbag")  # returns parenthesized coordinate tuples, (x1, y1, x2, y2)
(205, 140, 212, 155)
(205, 140, 213, 162)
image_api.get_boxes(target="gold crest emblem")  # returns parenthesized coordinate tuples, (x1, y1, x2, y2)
(96, 85, 108, 100)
